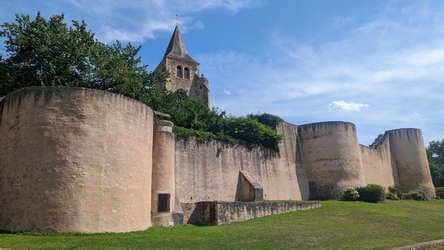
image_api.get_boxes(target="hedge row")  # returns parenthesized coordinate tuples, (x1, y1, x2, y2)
(342, 185, 430, 203)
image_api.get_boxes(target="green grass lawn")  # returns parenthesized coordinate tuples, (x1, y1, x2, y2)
(1, 200, 444, 249)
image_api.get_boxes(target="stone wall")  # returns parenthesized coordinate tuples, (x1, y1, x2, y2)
(360, 136, 395, 189)
(174, 122, 309, 204)
(0, 87, 435, 233)
(298, 122, 366, 199)
(175, 120, 435, 202)
(157, 56, 209, 104)
(160, 56, 199, 94)
(0, 87, 154, 233)
(181, 201, 321, 225)
(388, 129, 435, 197)
(189, 74, 210, 104)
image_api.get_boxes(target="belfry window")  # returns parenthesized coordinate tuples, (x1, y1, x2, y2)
(184, 67, 190, 79)
(176, 65, 183, 78)
(158, 193, 170, 212)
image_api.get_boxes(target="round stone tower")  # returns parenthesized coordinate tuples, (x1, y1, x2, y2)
(0, 87, 153, 233)
(151, 118, 176, 226)
(298, 121, 365, 199)
(387, 128, 435, 198)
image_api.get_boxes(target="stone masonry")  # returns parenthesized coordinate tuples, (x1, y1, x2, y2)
(0, 26, 435, 233)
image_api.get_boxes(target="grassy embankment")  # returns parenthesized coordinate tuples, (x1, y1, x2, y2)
(1, 200, 444, 249)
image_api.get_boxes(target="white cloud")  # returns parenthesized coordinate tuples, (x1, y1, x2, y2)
(403, 48, 444, 66)
(329, 101, 369, 112)
(64, 0, 256, 42)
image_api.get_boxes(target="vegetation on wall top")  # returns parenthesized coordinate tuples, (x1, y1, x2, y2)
(247, 113, 283, 129)
(0, 13, 282, 152)
(144, 88, 282, 151)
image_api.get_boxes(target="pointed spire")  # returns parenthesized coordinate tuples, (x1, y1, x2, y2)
(162, 25, 198, 65)
(164, 25, 187, 57)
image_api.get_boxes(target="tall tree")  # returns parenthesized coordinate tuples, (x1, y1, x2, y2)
(0, 13, 163, 97)
(427, 140, 444, 187)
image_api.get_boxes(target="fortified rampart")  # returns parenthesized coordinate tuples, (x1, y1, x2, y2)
(297, 122, 365, 199)
(360, 142, 395, 189)
(174, 122, 309, 203)
(174, 120, 434, 203)
(0, 87, 435, 233)
(387, 129, 435, 197)
(0, 87, 154, 233)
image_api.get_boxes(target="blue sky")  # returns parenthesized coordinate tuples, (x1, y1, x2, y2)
(1, 0, 444, 145)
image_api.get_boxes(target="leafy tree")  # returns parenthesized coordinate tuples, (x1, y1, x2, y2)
(141, 90, 282, 151)
(222, 117, 282, 151)
(427, 140, 444, 187)
(247, 113, 283, 129)
(0, 12, 163, 96)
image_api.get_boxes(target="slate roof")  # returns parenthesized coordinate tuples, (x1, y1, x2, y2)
(164, 25, 199, 64)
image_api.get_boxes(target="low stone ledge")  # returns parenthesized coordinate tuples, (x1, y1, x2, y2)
(182, 200, 321, 226)
(392, 239, 444, 250)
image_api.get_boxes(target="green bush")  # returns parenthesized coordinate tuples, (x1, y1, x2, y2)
(356, 184, 385, 203)
(342, 188, 360, 201)
(247, 113, 283, 129)
(173, 126, 216, 143)
(221, 117, 282, 152)
(388, 186, 402, 197)
(385, 192, 400, 200)
(436, 187, 444, 199)
(401, 191, 428, 201)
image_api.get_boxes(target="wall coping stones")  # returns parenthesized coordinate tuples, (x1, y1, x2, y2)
(182, 200, 321, 226)
(392, 238, 444, 250)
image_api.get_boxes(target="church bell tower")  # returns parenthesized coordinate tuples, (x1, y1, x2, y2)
(156, 25, 210, 105)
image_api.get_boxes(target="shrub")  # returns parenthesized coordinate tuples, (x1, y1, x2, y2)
(385, 192, 400, 200)
(221, 117, 283, 152)
(388, 186, 402, 197)
(357, 184, 385, 203)
(436, 187, 444, 199)
(342, 188, 360, 201)
(401, 190, 428, 201)
(247, 113, 283, 129)
(173, 126, 217, 143)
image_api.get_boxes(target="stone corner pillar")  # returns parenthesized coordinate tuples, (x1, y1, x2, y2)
(151, 119, 177, 226)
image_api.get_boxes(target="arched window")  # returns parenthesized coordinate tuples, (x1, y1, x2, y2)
(176, 65, 183, 78)
(184, 67, 190, 79)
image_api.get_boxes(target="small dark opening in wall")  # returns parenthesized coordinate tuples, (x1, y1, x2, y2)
(176, 65, 183, 78)
(158, 193, 170, 212)
(184, 67, 190, 79)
